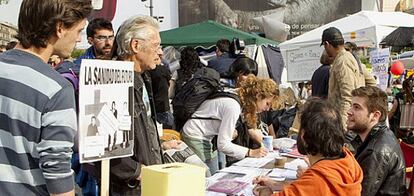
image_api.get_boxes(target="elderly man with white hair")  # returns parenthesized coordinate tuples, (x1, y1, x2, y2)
(109, 15, 181, 195)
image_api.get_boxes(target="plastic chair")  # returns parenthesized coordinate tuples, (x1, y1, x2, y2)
(400, 140, 414, 193)
(400, 140, 414, 165)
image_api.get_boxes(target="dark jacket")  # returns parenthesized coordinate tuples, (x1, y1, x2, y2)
(311, 64, 330, 98)
(110, 72, 163, 185)
(207, 53, 236, 77)
(148, 64, 171, 113)
(74, 46, 96, 66)
(353, 122, 407, 196)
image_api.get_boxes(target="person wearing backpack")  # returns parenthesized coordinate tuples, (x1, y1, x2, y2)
(181, 75, 279, 174)
(169, 47, 204, 98)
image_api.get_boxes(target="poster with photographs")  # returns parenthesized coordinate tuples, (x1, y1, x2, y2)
(78, 59, 134, 163)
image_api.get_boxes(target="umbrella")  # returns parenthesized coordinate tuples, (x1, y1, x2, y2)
(381, 27, 414, 47)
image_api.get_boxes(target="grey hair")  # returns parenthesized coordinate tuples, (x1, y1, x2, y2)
(116, 15, 159, 59)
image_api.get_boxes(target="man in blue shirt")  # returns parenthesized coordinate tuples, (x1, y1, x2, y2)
(208, 39, 236, 77)
(74, 18, 114, 66)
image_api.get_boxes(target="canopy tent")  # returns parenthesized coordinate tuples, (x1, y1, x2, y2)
(278, 11, 414, 82)
(160, 20, 278, 48)
(382, 27, 414, 47)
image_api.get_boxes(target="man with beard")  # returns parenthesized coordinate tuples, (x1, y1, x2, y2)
(71, 17, 115, 196)
(347, 86, 407, 196)
(74, 17, 114, 65)
(322, 27, 375, 131)
(252, 98, 363, 196)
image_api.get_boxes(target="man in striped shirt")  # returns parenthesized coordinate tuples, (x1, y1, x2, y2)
(0, 0, 91, 195)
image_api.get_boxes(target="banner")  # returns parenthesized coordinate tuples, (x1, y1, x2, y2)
(370, 48, 390, 91)
(79, 59, 134, 163)
(286, 45, 323, 82)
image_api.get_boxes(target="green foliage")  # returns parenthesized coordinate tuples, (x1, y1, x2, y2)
(360, 56, 372, 69)
(71, 49, 85, 59)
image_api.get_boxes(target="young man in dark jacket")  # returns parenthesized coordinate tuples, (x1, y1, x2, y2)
(347, 86, 407, 196)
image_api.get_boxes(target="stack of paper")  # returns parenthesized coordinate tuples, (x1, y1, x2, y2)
(268, 168, 297, 180)
(233, 152, 280, 168)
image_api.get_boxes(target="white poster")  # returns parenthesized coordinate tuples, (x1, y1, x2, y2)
(286, 45, 324, 82)
(79, 59, 134, 163)
(370, 48, 390, 91)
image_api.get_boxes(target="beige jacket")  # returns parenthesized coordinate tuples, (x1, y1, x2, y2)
(328, 48, 376, 129)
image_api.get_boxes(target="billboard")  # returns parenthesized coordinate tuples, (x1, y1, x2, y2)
(179, 0, 362, 39)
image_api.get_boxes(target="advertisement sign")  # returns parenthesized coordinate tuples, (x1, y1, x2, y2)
(179, 0, 361, 38)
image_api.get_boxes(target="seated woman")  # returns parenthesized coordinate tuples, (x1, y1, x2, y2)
(181, 75, 279, 174)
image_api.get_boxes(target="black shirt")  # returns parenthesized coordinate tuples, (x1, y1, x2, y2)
(149, 64, 171, 113)
(311, 64, 330, 98)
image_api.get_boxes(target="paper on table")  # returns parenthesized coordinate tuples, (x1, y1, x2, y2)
(284, 158, 307, 171)
(233, 152, 280, 168)
(207, 180, 248, 195)
(220, 166, 270, 174)
(206, 172, 256, 196)
(218, 166, 271, 183)
(233, 157, 271, 168)
(268, 168, 297, 180)
(280, 148, 305, 158)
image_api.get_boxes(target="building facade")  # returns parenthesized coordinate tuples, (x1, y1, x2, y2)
(0, 22, 17, 45)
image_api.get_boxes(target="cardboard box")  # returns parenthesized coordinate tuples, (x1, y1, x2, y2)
(141, 162, 205, 196)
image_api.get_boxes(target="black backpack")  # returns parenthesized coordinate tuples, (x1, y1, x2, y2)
(172, 67, 240, 131)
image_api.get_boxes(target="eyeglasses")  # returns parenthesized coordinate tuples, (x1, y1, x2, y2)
(152, 44, 162, 52)
(94, 35, 114, 42)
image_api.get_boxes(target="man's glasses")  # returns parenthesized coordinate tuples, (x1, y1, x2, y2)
(94, 35, 114, 42)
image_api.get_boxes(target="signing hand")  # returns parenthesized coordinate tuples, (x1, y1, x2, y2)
(253, 185, 273, 196)
(249, 147, 268, 158)
(253, 176, 284, 192)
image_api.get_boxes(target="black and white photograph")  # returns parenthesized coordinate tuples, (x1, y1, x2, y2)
(78, 59, 134, 163)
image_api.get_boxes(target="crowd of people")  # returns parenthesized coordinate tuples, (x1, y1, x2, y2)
(0, 1, 413, 196)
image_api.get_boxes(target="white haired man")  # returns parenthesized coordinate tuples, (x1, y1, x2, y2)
(109, 15, 181, 195)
